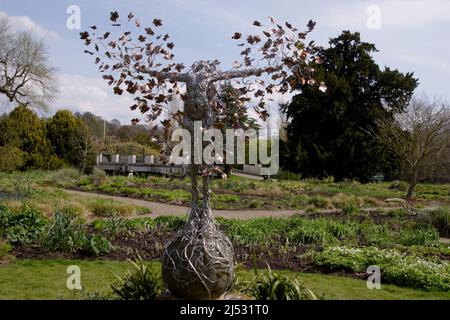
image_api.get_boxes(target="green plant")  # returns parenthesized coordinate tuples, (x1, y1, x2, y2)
(111, 255, 164, 300)
(88, 168, 107, 185)
(341, 201, 360, 215)
(88, 199, 133, 217)
(50, 168, 82, 187)
(154, 215, 186, 231)
(0, 146, 24, 172)
(389, 180, 408, 191)
(0, 204, 47, 245)
(240, 264, 318, 300)
(307, 195, 333, 209)
(95, 216, 128, 238)
(427, 207, 450, 237)
(313, 246, 450, 291)
(41, 209, 87, 253)
(0, 238, 12, 261)
(88, 235, 112, 256)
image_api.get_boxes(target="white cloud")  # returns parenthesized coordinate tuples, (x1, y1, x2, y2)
(325, 0, 450, 30)
(0, 10, 58, 39)
(54, 73, 139, 123)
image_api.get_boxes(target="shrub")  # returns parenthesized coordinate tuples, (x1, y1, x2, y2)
(313, 246, 450, 291)
(88, 235, 112, 256)
(240, 265, 318, 300)
(41, 210, 87, 253)
(0, 204, 47, 245)
(0, 146, 24, 172)
(112, 256, 163, 300)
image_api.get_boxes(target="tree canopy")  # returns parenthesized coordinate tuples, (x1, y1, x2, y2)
(0, 16, 56, 111)
(283, 31, 418, 182)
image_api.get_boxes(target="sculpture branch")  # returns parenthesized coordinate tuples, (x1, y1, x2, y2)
(212, 65, 282, 82)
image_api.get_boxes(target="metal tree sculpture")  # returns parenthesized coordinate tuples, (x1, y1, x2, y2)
(81, 12, 325, 299)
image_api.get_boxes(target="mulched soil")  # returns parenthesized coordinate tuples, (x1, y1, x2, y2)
(12, 227, 359, 279)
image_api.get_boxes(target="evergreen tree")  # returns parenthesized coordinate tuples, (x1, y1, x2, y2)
(284, 31, 418, 182)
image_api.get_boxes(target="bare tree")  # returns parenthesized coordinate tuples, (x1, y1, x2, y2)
(0, 16, 56, 111)
(377, 96, 450, 200)
(81, 11, 325, 299)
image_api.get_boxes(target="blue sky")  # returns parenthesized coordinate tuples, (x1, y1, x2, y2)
(0, 0, 449, 123)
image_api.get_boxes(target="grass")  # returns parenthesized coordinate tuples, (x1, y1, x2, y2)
(0, 259, 448, 300)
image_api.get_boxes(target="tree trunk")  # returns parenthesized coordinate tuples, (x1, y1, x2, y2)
(406, 169, 418, 200)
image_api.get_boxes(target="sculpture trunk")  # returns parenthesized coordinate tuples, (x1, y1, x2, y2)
(161, 61, 235, 299)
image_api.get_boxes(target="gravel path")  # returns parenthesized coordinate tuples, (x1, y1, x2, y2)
(65, 189, 300, 220)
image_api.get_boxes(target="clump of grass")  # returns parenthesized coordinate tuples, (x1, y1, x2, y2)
(87, 199, 134, 217)
(154, 215, 186, 231)
(239, 264, 318, 300)
(0, 238, 13, 261)
(307, 195, 334, 209)
(111, 255, 164, 300)
(331, 193, 364, 211)
(48, 168, 82, 187)
(386, 208, 408, 218)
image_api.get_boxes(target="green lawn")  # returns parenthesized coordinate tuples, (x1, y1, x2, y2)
(0, 259, 448, 300)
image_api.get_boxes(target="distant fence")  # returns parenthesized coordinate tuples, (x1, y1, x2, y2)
(96, 154, 188, 176)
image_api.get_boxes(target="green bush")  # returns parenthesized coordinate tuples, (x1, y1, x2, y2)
(112, 256, 163, 300)
(88, 235, 112, 256)
(240, 266, 318, 300)
(0, 204, 47, 245)
(0, 146, 24, 172)
(313, 246, 450, 291)
(41, 210, 87, 253)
